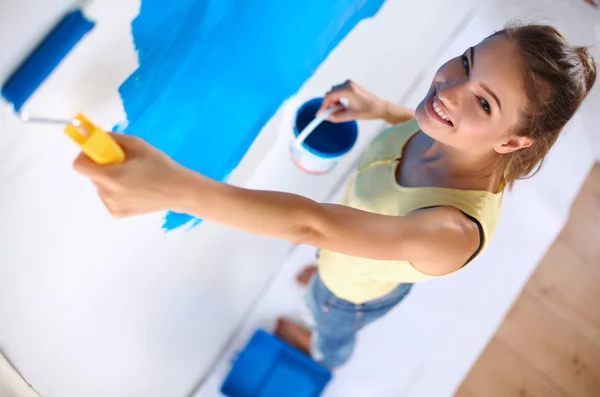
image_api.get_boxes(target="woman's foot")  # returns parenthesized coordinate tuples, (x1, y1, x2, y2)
(296, 265, 318, 287)
(275, 318, 312, 356)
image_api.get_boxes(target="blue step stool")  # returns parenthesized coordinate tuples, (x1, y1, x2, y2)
(221, 329, 332, 397)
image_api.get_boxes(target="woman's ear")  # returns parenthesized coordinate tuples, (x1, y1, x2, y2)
(495, 135, 533, 154)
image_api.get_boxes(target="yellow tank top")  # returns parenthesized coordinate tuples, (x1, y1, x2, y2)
(318, 119, 504, 304)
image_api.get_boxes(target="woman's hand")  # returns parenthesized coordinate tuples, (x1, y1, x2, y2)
(317, 80, 387, 123)
(73, 133, 191, 218)
(318, 80, 415, 125)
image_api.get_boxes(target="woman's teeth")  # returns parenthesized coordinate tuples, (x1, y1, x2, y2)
(432, 95, 451, 123)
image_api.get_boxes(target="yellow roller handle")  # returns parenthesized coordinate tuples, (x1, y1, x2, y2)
(64, 113, 126, 165)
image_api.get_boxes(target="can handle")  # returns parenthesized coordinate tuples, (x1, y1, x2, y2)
(293, 97, 349, 152)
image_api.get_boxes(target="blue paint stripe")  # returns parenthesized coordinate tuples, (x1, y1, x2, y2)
(119, 0, 385, 230)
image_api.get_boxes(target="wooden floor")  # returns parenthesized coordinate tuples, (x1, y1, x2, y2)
(455, 164, 600, 397)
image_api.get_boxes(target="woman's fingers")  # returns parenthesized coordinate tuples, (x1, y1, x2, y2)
(318, 92, 344, 115)
(73, 133, 140, 177)
(106, 133, 147, 156)
(326, 110, 352, 123)
(330, 80, 351, 92)
(318, 81, 353, 111)
(73, 152, 107, 179)
(318, 95, 353, 119)
(72, 133, 187, 218)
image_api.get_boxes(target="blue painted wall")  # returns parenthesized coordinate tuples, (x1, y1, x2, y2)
(119, 0, 385, 230)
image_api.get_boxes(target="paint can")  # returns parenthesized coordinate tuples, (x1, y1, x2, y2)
(291, 97, 358, 175)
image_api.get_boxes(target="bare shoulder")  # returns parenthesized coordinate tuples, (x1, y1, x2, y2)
(407, 206, 482, 276)
(409, 206, 480, 235)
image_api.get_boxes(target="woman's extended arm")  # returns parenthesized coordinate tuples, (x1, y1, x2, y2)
(74, 134, 478, 276)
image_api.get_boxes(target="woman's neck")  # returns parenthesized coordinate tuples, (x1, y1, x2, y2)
(423, 138, 504, 192)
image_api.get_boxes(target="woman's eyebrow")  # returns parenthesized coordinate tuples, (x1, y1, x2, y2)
(470, 46, 502, 110)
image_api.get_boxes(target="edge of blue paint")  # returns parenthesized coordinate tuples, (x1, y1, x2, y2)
(119, 0, 386, 231)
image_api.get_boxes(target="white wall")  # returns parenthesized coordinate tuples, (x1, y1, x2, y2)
(0, 0, 477, 396)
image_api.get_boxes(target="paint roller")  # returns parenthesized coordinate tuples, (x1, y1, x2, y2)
(1, 8, 125, 165)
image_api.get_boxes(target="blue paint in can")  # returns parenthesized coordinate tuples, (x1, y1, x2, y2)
(292, 98, 358, 174)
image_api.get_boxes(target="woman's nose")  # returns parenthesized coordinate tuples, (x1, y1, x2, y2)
(437, 82, 463, 110)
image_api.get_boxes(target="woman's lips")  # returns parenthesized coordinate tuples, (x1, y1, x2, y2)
(426, 89, 453, 126)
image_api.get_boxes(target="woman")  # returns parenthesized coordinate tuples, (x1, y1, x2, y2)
(75, 24, 596, 369)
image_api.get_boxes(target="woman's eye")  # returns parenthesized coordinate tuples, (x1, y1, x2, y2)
(462, 55, 470, 75)
(461, 53, 490, 115)
(479, 97, 491, 114)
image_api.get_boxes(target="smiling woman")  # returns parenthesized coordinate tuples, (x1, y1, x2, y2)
(415, 35, 530, 174)
(75, 23, 596, 370)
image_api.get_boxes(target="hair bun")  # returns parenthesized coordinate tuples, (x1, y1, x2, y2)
(574, 46, 597, 94)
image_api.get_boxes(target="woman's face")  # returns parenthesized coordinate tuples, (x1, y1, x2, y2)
(415, 35, 530, 154)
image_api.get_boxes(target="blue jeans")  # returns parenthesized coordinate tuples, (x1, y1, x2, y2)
(305, 272, 413, 368)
